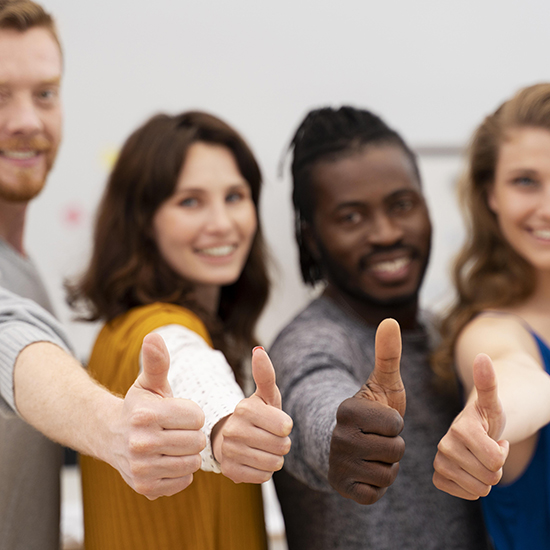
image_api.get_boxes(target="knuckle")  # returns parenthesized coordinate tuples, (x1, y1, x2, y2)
(130, 407, 157, 428)
(478, 484, 492, 498)
(272, 455, 285, 472)
(128, 435, 155, 456)
(190, 453, 202, 473)
(354, 484, 386, 505)
(279, 437, 292, 456)
(133, 478, 156, 498)
(128, 460, 150, 482)
(235, 399, 254, 416)
(195, 432, 207, 452)
(335, 398, 357, 424)
(222, 422, 240, 441)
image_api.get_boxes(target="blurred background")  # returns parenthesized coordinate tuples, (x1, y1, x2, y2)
(29, 1, 550, 547)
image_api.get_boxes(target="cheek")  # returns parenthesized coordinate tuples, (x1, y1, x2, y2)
(242, 204, 258, 240)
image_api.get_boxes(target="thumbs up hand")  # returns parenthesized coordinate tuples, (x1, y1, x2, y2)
(110, 333, 206, 499)
(433, 353, 509, 500)
(328, 318, 406, 505)
(213, 346, 293, 484)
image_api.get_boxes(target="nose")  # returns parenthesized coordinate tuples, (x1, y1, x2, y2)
(368, 212, 405, 246)
(4, 95, 43, 135)
(204, 200, 234, 234)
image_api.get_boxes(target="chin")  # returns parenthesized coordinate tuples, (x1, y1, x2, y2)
(353, 287, 419, 308)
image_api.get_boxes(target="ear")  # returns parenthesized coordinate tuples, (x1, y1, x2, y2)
(487, 184, 499, 214)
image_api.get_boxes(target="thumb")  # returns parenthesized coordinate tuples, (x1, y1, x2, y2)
(252, 346, 281, 409)
(138, 333, 173, 398)
(369, 318, 406, 417)
(473, 353, 505, 441)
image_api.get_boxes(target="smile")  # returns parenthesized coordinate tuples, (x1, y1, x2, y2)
(197, 245, 237, 257)
(369, 257, 411, 275)
(532, 229, 550, 241)
(0, 150, 41, 160)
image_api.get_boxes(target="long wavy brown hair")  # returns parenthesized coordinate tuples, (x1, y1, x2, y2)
(67, 111, 270, 379)
(432, 83, 550, 381)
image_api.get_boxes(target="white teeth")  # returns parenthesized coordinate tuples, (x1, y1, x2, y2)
(533, 229, 550, 240)
(199, 245, 236, 257)
(370, 257, 410, 274)
(1, 150, 38, 160)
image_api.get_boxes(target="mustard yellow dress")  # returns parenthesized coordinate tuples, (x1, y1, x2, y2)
(81, 302, 267, 550)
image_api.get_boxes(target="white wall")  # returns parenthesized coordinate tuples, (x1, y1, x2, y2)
(28, 0, 550, 358)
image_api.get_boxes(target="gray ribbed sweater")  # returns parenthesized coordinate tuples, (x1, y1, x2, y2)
(270, 296, 490, 550)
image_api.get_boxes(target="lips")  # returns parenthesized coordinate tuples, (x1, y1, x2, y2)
(359, 247, 418, 284)
(196, 244, 237, 257)
(369, 256, 411, 275)
(0, 150, 41, 159)
(0, 136, 51, 159)
(532, 228, 550, 241)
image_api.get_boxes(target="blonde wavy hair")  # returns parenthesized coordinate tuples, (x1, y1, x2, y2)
(432, 83, 550, 381)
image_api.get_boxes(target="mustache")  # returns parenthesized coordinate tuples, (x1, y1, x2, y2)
(0, 135, 51, 152)
(358, 244, 418, 271)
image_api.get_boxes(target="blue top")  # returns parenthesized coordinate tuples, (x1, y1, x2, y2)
(481, 330, 550, 550)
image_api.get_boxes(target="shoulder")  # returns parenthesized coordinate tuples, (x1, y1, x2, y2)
(455, 311, 540, 389)
(271, 297, 364, 354)
(269, 297, 373, 384)
(108, 302, 211, 344)
(457, 312, 537, 359)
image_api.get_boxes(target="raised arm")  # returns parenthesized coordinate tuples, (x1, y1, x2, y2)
(212, 346, 293, 484)
(152, 323, 292, 484)
(433, 315, 550, 499)
(328, 318, 406, 505)
(14, 333, 206, 500)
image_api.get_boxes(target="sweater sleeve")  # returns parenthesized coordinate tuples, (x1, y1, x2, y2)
(0, 287, 73, 413)
(148, 324, 245, 473)
(270, 321, 362, 492)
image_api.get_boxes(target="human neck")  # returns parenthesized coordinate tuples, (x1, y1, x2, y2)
(0, 199, 28, 255)
(194, 284, 221, 316)
(324, 284, 419, 331)
(524, 271, 550, 310)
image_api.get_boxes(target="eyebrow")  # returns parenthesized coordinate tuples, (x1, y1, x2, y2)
(174, 181, 249, 194)
(0, 77, 62, 87)
(507, 168, 538, 176)
(334, 189, 419, 211)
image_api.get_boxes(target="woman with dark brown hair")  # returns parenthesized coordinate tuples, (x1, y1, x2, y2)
(432, 83, 550, 550)
(68, 111, 292, 550)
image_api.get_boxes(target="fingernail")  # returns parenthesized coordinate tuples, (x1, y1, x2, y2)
(253, 346, 265, 354)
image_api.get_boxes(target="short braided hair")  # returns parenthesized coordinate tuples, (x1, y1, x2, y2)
(289, 105, 419, 285)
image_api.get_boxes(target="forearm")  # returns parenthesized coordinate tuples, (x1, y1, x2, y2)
(284, 373, 353, 489)
(490, 357, 550, 444)
(14, 341, 123, 465)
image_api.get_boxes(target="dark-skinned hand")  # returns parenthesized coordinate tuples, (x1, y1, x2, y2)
(328, 318, 406, 505)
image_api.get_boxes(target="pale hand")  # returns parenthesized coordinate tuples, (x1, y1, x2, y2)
(110, 333, 206, 500)
(433, 353, 509, 500)
(215, 347, 293, 484)
(328, 318, 406, 505)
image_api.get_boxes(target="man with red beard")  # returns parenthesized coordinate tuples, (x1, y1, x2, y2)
(270, 106, 490, 549)
(0, 3, 206, 549)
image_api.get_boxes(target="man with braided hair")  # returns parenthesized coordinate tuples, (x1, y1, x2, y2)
(270, 106, 490, 549)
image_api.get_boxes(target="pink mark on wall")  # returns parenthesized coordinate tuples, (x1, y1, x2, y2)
(61, 204, 86, 227)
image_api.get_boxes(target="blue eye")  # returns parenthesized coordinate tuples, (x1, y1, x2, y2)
(179, 197, 198, 207)
(511, 175, 538, 188)
(226, 192, 243, 203)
